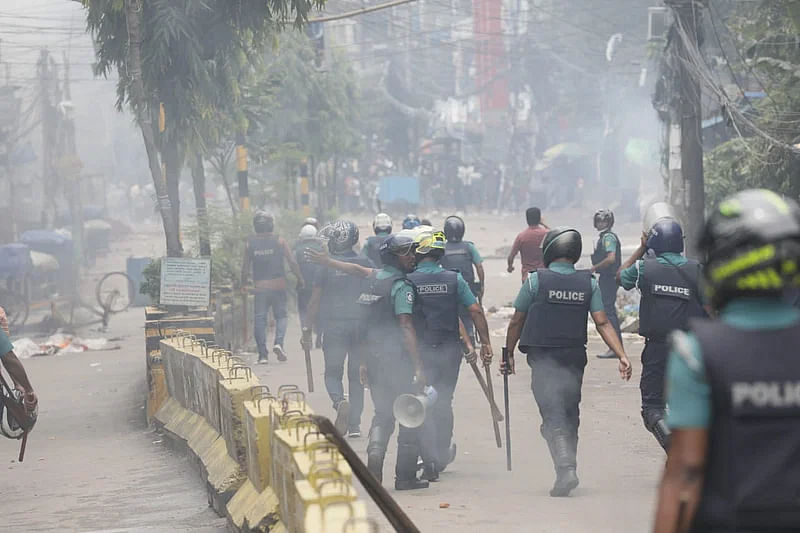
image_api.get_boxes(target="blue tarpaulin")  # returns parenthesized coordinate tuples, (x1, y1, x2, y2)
(0, 244, 33, 278)
(378, 176, 420, 205)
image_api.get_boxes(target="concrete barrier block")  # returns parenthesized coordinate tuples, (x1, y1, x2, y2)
(303, 501, 370, 533)
(197, 353, 225, 433)
(202, 435, 247, 515)
(293, 478, 358, 533)
(218, 369, 260, 466)
(146, 362, 168, 421)
(271, 419, 326, 529)
(243, 399, 274, 493)
(226, 480, 281, 533)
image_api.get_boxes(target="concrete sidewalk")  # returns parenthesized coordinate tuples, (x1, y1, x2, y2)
(0, 309, 225, 532)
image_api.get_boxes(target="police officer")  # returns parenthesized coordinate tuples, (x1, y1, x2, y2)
(591, 209, 624, 359)
(308, 231, 430, 490)
(402, 214, 421, 229)
(241, 211, 305, 364)
(441, 215, 486, 341)
(294, 224, 320, 329)
(304, 220, 373, 438)
(503, 227, 631, 497)
(653, 189, 800, 533)
(362, 213, 392, 267)
(408, 229, 493, 478)
(617, 218, 706, 451)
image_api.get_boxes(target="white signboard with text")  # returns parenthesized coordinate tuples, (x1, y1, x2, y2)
(159, 257, 211, 307)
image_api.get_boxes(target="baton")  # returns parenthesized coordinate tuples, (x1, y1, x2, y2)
(302, 328, 315, 392)
(502, 346, 512, 471)
(469, 361, 503, 448)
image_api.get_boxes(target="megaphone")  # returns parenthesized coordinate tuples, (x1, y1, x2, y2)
(393, 386, 438, 429)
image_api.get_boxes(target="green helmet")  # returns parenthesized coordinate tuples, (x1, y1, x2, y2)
(699, 189, 800, 309)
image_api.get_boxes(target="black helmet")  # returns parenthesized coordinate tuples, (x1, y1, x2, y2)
(253, 210, 274, 233)
(303, 217, 319, 229)
(327, 220, 360, 254)
(541, 226, 583, 266)
(402, 214, 421, 229)
(646, 218, 685, 254)
(443, 215, 465, 242)
(699, 189, 800, 309)
(373, 213, 392, 234)
(379, 230, 418, 272)
(593, 209, 614, 231)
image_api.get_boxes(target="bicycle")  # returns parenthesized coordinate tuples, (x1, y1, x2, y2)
(66, 271, 135, 331)
(0, 271, 133, 333)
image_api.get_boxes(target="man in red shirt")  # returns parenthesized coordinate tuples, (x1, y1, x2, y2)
(507, 207, 549, 282)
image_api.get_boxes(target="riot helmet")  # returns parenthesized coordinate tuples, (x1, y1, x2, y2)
(414, 229, 446, 261)
(298, 224, 317, 240)
(303, 217, 320, 229)
(373, 213, 392, 235)
(443, 216, 466, 242)
(402, 214, 421, 229)
(593, 209, 615, 231)
(379, 230, 418, 272)
(327, 220, 360, 254)
(253, 210, 274, 233)
(421, 218, 432, 226)
(541, 226, 583, 266)
(699, 189, 800, 309)
(646, 218, 684, 254)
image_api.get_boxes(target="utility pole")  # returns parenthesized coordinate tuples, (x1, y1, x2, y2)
(665, 0, 705, 258)
(62, 51, 84, 279)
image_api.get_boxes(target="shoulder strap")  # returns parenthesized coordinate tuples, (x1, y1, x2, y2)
(660, 256, 706, 310)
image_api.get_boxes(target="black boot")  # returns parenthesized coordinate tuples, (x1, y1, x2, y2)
(395, 445, 429, 491)
(651, 418, 671, 452)
(420, 462, 439, 482)
(549, 431, 579, 497)
(366, 425, 389, 483)
(642, 408, 671, 452)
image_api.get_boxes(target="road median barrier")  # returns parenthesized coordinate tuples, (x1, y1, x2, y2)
(148, 327, 374, 532)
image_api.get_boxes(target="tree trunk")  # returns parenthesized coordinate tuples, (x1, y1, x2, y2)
(163, 135, 183, 248)
(190, 153, 212, 257)
(124, 0, 181, 257)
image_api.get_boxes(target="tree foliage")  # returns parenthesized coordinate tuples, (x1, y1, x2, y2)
(704, 0, 800, 207)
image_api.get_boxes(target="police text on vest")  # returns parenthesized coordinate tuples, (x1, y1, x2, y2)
(418, 284, 449, 294)
(732, 381, 800, 408)
(548, 290, 585, 302)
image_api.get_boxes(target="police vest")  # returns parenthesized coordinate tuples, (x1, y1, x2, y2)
(294, 242, 319, 289)
(441, 241, 475, 284)
(249, 234, 285, 281)
(319, 254, 374, 324)
(356, 272, 406, 359)
(364, 236, 385, 267)
(591, 231, 621, 277)
(407, 269, 460, 346)
(638, 257, 705, 340)
(519, 269, 592, 351)
(690, 319, 800, 531)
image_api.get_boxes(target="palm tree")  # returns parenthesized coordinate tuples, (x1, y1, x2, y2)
(81, 0, 323, 256)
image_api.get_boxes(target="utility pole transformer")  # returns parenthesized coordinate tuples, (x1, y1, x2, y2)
(664, 0, 705, 258)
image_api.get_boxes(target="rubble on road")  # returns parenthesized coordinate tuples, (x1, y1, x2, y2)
(12, 333, 120, 358)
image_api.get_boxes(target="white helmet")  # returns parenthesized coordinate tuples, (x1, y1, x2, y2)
(373, 213, 392, 234)
(298, 224, 317, 239)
